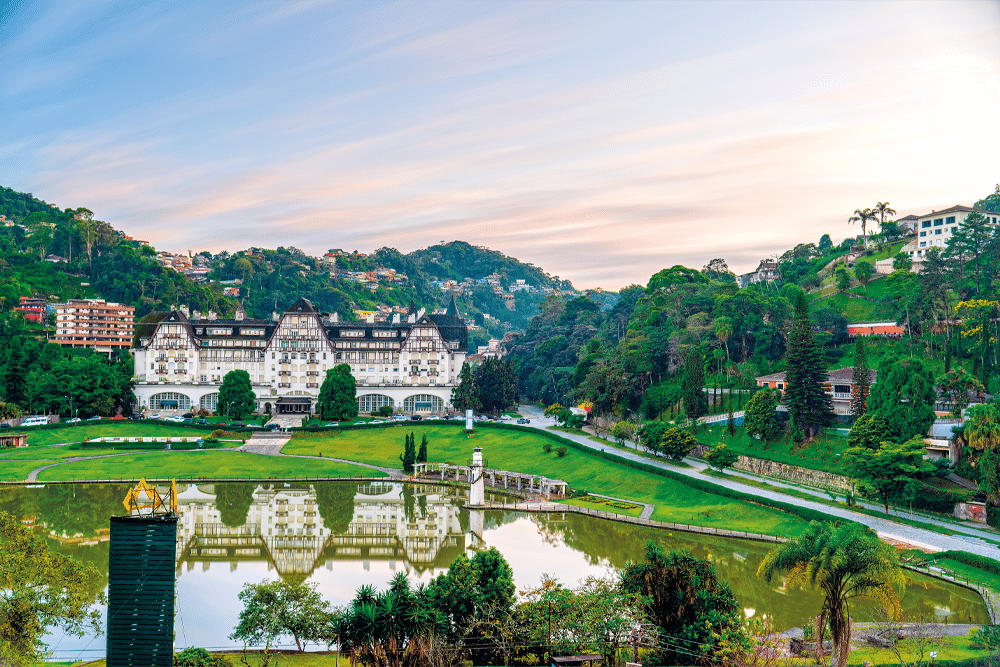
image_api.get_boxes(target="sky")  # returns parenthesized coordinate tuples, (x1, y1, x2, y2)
(1, 1, 998, 290)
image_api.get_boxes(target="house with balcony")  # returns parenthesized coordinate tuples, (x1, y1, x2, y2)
(756, 366, 877, 416)
(901, 205, 1000, 269)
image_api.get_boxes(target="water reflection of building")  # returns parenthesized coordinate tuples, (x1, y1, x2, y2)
(174, 483, 468, 578)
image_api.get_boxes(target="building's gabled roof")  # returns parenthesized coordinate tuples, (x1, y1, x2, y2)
(756, 366, 877, 385)
(285, 297, 316, 314)
(917, 205, 991, 218)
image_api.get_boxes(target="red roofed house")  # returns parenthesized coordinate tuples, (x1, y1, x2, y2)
(847, 321, 904, 338)
(756, 366, 877, 416)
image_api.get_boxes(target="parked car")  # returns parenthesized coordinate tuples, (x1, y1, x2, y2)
(66, 417, 81, 423)
(182, 412, 194, 419)
(353, 420, 367, 425)
(130, 413, 144, 420)
(0, 423, 10, 429)
(264, 423, 282, 431)
(425, 415, 441, 421)
(196, 419, 209, 425)
(410, 415, 423, 421)
(391, 415, 407, 421)
(229, 422, 245, 428)
(147, 413, 161, 420)
(110, 415, 125, 420)
(86, 415, 101, 421)
(324, 422, 339, 427)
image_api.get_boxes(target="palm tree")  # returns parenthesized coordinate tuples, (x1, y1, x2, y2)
(848, 208, 877, 247)
(962, 403, 1000, 451)
(758, 522, 904, 667)
(874, 201, 897, 225)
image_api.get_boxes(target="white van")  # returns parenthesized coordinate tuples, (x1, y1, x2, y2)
(20, 416, 49, 427)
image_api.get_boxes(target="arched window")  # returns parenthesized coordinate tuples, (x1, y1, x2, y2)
(149, 392, 191, 410)
(357, 394, 394, 413)
(402, 394, 442, 413)
(200, 393, 219, 411)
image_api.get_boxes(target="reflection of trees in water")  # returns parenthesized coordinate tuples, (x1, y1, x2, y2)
(32, 483, 130, 537)
(315, 481, 356, 533)
(214, 482, 255, 528)
(403, 484, 415, 522)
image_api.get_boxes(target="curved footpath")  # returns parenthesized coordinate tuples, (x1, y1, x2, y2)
(517, 405, 1000, 559)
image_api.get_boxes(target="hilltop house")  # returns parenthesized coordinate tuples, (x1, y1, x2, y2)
(737, 261, 780, 289)
(755, 366, 877, 416)
(901, 205, 1000, 268)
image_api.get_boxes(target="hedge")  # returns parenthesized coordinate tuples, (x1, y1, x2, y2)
(71, 440, 226, 451)
(909, 484, 972, 513)
(989, 505, 1000, 530)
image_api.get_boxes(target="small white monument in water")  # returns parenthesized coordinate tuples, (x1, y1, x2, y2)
(469, 446, 485, 507)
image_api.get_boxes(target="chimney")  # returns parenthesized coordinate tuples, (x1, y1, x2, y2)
(179, 305, 189, 317)
(417, 308, 426, 319)
(192, 310, 201, 320)
(392, 313, 400, 324)
(332, 312, 339, 323)
(367, 313, 375, 323)
(207, 310, 217, 320)
(408, 313, 416, 323)
(272, 311, 280, 321)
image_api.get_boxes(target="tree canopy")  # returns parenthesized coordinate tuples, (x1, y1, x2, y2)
(318, 364, 358, 420)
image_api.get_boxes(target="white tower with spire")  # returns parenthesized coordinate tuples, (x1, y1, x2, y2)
(469, 447, 485, 507)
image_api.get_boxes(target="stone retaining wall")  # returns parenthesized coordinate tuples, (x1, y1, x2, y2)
(693, 445, 852, 492)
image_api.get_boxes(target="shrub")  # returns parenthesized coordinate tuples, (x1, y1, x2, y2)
(543, 443, 552, 453)
(174, 647, 232, 667)
(555, 446, 567, 457)
(970, 625, 1000, 651)
(210, 429, 225, 439)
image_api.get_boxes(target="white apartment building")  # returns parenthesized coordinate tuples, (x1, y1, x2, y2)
(132, 297, 468, 415)
(902, 205, 1000, 264)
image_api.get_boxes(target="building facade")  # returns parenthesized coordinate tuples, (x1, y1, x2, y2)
(51, 298, 135, 353)
(901, 205, 1000, 265)
(132, 297, 468, 415)
(756, 366, 877, 416)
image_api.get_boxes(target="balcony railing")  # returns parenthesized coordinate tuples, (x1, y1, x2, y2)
(307, 383, 318, 388)
(278, 371, 291, 376)
(278, 383, 291, 388)
(831, 392, 852, 400)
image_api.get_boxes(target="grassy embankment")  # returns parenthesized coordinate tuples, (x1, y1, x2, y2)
(281, 423, 809, 535)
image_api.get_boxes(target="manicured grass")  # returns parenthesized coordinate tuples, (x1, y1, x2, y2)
(562, 495, 645, 517)
(696, 424, 850, 475)
(21, 422, 212, 446)
(0, 460, 53, 481)
(847, 632, 988, 666)
(36, 451, 385, 481)
(283, 424, 809, 535)
(924, 557, 1000, 595)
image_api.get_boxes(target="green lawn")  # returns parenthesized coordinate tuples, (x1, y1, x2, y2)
(35, 451, 385, 481)
(0, 460, 53, 481)
(562, 494, 645, 517)
(18, 422, 215, 446)
(283, 424, 809, 535)
(847, 632, 989, 666)
(696, 424, 850, 475)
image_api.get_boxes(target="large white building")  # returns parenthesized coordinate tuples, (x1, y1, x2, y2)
(132, 297, 468, 416)
(902, 205, 1000, 265)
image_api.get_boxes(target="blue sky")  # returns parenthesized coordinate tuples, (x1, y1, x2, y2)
(1, 1, 998, 289)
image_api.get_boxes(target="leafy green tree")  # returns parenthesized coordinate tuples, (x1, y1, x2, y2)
(846, 436, 935, 514)
(867, 355, 937, 442)
(854, 260, 874, 288)
(659, 427, 697, 461)
(377, 405, 393, 418)
(681, 347, 707, 421)
(622, 542, 744, 666)
(705, 444, 739, 472)
(835, 266, 850, 291)
(637, 421, 671, 454)
(851, 337, 872, 418)
(611, 421, 634, 444)
(0, 511, 105, 667)
(173, 647, 232, 667)
(892, 252, 912, 272)
(936, 368, 983, 417)
(946, 211, 995, 293)
(451, 362, 482, 413)
(818, 234, 833, 253)
(474, 358, 518, 415)
(218, 369, 255, 419)
(785, 291, 833, 438)
(962, 403, 1000, 451)
(318, 364, 358, 420)
(743, 390, 780, 441)
(229, 579, 331, 652)
(214, 483, 255, 528)
(847, 414, 891, 450)
(759, 521, 903, 667)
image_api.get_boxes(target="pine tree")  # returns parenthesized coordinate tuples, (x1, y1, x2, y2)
(785, 292, 834, 438)
(400, 432, 416, 473)
(851, 337, 871, 418)
(682, 347, 708, 421)
(417, 433, 428, 463)
(451, 362, 482, 413)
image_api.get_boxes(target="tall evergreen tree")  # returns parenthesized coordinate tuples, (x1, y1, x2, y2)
(785, 292, 833, 438)
(417, 433, 428, 463)
(850, 337, 871, 418)
(400, 432, 416, 473)
(451, 361, 482, 413)
(682, 347, 708, 421)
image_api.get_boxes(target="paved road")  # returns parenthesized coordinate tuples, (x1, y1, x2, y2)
(517, 405, 1000, 559)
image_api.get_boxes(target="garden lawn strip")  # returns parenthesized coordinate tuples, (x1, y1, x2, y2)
(0, 460, 53, 482)
(22, 422, 218, 446)
(283, 424, 808, 535)
(36, 451, 385, 481)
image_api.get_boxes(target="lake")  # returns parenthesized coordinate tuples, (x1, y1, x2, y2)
(0, 481, 987, 660)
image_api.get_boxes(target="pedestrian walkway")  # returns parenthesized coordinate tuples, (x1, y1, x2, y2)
(516, 405, 1000, 559)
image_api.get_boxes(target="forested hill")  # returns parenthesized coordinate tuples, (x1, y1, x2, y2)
(0, 186, 566, 340)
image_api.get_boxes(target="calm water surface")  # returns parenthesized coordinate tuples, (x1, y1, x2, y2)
(0, 481, 987, 660)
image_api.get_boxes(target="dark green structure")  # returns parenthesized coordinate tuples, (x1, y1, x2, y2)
(107, 515, 177, 667)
